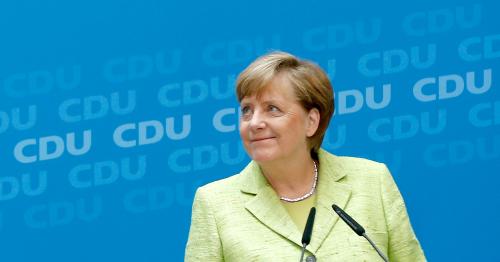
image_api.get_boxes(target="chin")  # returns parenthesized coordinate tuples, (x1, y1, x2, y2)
(248, 149, 281, 163)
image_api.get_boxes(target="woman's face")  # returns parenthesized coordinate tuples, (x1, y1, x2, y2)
(239, 75, 319, 164)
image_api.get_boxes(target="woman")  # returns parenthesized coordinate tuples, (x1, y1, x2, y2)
(185, 51, 426, 261)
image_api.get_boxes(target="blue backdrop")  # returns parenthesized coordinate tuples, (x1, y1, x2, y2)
(1, 0, 499, 261)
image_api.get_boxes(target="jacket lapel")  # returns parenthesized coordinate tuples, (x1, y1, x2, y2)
(308, 150, 352, 253)
(240, 161, 303, 247)
(238, 150, 353, 251)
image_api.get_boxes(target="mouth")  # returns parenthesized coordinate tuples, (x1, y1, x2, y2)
(250, 137, 276, 142)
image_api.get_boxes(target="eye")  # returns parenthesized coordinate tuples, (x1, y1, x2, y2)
(267, 105, 284, 117)
(240, 105, 251, 115)
(268, 105, 280, 112)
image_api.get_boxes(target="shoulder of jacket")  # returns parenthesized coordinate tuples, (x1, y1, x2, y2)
(320, 149, 386, 172)
(318, 150, 389, 188)
(196, 173, 241, 196)
(336, 155, 386, 170)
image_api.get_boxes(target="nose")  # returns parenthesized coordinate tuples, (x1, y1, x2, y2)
(248, 110, 266, 130)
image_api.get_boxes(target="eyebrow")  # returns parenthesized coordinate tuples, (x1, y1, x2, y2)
(240, 97, 284, 105)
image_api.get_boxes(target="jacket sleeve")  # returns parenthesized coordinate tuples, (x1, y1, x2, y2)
(380, 165, 427, 262)
(185, 187, 224, 262)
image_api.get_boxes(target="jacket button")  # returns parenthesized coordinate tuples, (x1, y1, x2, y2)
(305, 255, 316, 262)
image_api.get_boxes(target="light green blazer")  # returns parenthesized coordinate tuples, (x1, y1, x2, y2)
(185, 149, 426, 261)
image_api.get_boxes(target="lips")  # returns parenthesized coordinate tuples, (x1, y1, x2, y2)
(250, 137, 276, 142)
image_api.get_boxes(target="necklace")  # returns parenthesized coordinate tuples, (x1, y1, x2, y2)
(280, 161, 318, 202)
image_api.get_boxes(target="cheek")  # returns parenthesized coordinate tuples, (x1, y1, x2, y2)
(283, 119, 309, 142)
(239, 122, 248, 140)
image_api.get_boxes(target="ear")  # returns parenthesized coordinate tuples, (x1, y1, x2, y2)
(306, 108, 320, 137)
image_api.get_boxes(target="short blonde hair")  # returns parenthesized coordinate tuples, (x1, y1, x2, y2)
(236, 51, 334, 156)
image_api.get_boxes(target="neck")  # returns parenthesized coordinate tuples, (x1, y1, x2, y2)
(258, 152, 316, 199)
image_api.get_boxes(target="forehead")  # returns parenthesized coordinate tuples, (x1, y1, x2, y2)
(240, 75, 298, 103)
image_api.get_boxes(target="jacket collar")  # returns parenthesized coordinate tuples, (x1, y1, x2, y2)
(239, 149, 353, 253)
